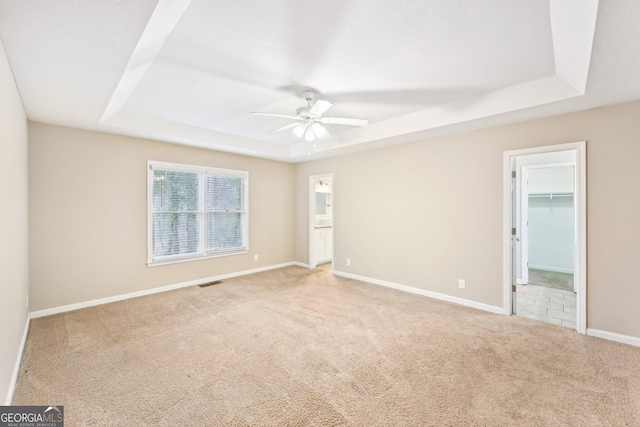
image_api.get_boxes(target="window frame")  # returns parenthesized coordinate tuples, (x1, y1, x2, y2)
(147, 160, 249, 267)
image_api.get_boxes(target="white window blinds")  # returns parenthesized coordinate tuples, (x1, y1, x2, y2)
(206, 175, 246, 252)
(148, 162, 248, 265)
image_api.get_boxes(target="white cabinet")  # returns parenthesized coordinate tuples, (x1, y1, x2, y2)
(315, 228, 326, 262)
(314, 227, 333, 263)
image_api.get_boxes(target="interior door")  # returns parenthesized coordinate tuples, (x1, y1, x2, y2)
(521, 169, 529, 285)
(511, 164, 517, 314)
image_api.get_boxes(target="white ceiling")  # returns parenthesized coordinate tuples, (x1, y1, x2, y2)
(1, 0, 639, 162)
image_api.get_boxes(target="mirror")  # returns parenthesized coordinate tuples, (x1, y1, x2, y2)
(316, 192, 328, 216)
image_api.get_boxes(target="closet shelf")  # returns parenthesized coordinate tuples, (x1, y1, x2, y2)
(528, 192, 573, 199)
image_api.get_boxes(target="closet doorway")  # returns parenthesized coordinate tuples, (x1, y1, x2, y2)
(308, 174, 334, 269)
(521, 164, 575, 291)
(503, 142, 586, 333)
(520, 163, 576, 328)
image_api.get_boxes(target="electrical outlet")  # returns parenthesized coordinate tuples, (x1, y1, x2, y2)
(347, 259, 351, 267)
(253, 254, 259, 262)
(458, 279, 466, 290)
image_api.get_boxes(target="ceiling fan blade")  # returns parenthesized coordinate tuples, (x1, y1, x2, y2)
(311, 123, 331, 140)
(319, 117, 369, 126)
(268, 122, 301, 134)
(251, 112, 301, 120)
(308, 100, 333, 116)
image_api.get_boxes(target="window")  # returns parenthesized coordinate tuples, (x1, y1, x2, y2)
(147, 161, 248, 265)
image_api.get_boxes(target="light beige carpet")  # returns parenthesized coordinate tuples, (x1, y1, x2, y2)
(14, 266, 640, 426)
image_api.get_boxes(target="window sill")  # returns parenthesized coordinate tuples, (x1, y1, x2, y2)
(147, 250, 249, 267)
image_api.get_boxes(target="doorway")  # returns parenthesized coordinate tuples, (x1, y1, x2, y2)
(522, 163, 576, 290)
(308, 174, 334, 269)
(503, 142, 586, 333)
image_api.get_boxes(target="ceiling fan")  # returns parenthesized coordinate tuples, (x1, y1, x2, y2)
(251, 90, 369, 142)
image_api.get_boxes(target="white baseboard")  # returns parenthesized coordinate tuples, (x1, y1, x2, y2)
(5, 313, 30, 405)
(31, 262, 299, 319)
(332, 273, 640, 348)
(586, 328, 640, 348)
(292, 261, 311, 269)
(528, 264, 573, 274)
(332, 270, 504, 315)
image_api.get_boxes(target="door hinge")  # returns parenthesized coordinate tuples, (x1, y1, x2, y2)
(512, 228, 516, 235)
(512, 171, 516, 178)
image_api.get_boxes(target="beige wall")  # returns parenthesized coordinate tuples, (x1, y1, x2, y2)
(0, 38, 29, 403)
(25, 100, 640, 340)
(29, 123, 296, 311)
(296, 100, 640, 338)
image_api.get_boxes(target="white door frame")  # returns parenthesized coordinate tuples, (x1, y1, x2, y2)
(502, 142, 586, 334)
(308, 173, 334, 268)
(520, 162, 576, 286)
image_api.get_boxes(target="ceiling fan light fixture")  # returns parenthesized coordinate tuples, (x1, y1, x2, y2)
(293, 124, 306, 138)
(311, 123, 328, 139)
(304, 125, 315, 141)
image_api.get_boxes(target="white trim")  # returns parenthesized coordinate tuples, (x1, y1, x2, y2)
(527, 264, 574, 274)
(332, 270, 504, 315)
(503, 141, 587, 332)
(587, 329, 640, 348)
(576, 142, 587, 333)
(516, 279, 526, 285)
(292, 261, 311, 269)
(30, 262, 297, 319)
(149, 160, 247, 178)
(147, 250, 249, 267)
(5, 314, 30, 405)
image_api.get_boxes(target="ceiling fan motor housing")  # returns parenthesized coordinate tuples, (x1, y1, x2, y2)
(298, 90, 318, 118)
(301, 90, 316, 102)
(296, 105, 313, 118)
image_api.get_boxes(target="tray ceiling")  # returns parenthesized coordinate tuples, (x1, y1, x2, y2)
(1, 0, 639, 162)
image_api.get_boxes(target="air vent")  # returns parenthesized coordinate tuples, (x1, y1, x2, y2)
(198, 280, 223, 288)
